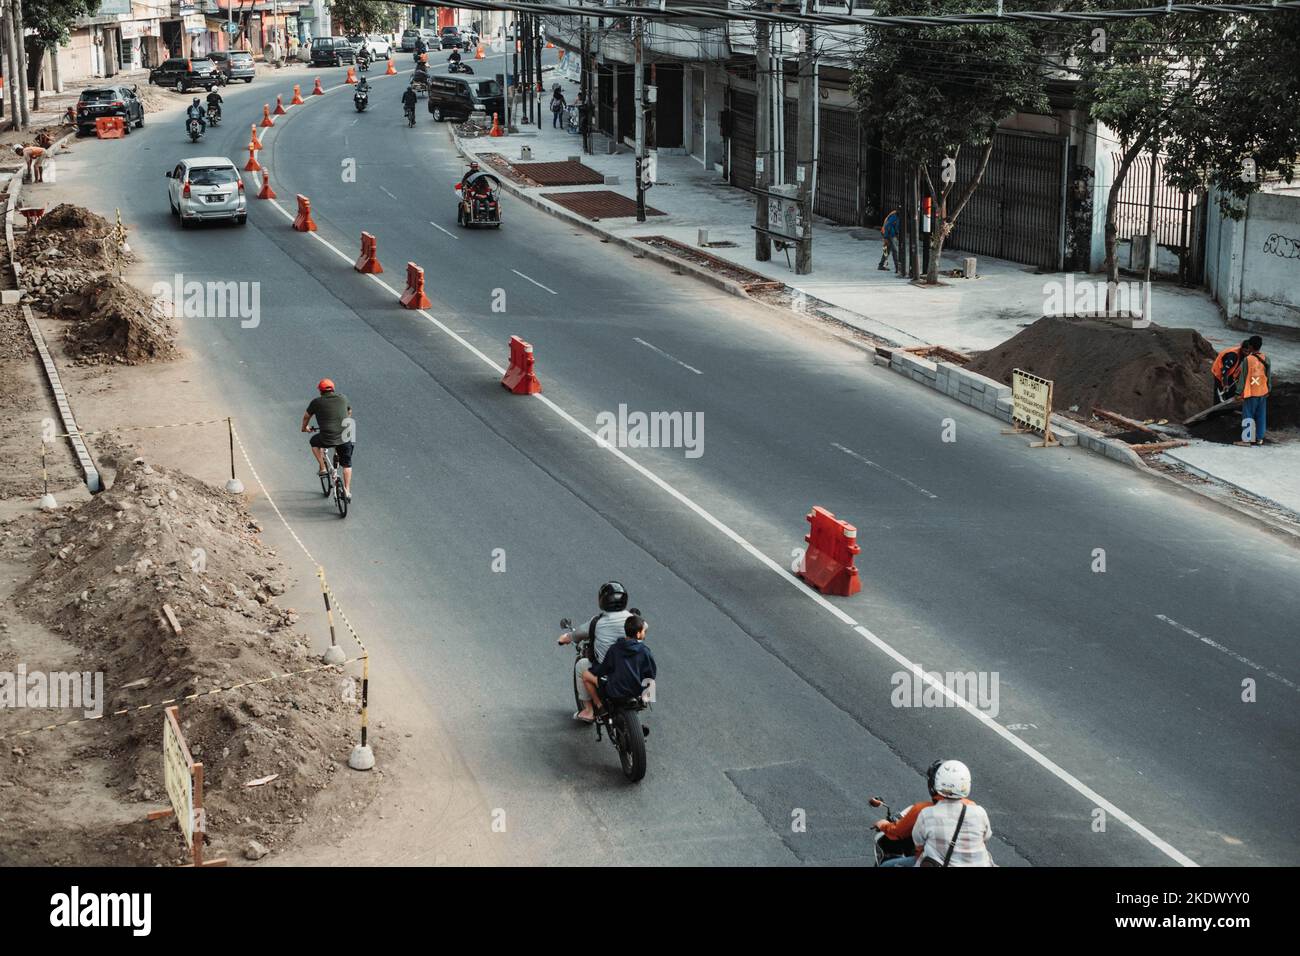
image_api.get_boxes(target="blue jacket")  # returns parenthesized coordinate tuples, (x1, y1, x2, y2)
(590, 637, 657, 701)
(882, 212, 899, 239)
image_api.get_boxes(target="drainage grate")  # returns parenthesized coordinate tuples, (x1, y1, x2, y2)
(514, 161, 605, 186)
(543, 190, 664, 221)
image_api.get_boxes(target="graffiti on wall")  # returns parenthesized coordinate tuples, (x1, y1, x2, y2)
(1262, 233, 1300, 260)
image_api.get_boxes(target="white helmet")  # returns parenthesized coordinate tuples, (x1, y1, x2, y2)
(932, 760, 971, 799)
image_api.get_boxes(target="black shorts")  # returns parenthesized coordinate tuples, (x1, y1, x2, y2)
(310, 434, 354, 467)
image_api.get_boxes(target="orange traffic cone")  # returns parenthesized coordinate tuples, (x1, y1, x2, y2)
(261, 104, 275, 127)
(385, 58, 396, 76)
(489, 112, 503, 137)
(273, 94, 287, 115)
(244, 144, 262, 172)
(475, 44, 485, 60)
(312, 77, 325, 96)
(250, 124, 263, 150)
(291, 84, 304, 105)
(345, 66, 356, 84)
(257, 170, 276, 200)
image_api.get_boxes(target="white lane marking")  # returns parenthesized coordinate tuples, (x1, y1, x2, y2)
(511, 268, 557, 295)
(831, 442, 939, 500)
(255, 144, 1198, 870)
(633, 337, 702, 375)
(430, 220, 459, 240)
(379, 185, 399, 201)
(1156, 615, 1299, 693)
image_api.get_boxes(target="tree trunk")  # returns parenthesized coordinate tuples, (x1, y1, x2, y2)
(1103, 128, 1154, 310)
(924, 136, 995, 285)
(26, 42, 43, 111)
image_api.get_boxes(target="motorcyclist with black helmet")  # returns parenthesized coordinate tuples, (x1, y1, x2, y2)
(557, 581, 637, 724)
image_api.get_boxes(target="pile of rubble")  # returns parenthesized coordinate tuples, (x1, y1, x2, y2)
(52, 275, 176, 365)
(0, 454, 360, 865)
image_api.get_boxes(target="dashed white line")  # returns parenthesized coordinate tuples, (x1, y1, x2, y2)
(831, 442, 939, 499)
(1156, 615, 1299, 693)
(429, 221, 459, 240)
(379, 186, 399, 201)
(252, 146, 1198, 869)
(511, 268, 557, 295)
(633, 337, 702, 375)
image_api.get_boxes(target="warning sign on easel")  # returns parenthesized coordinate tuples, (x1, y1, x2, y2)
(146, 706, 226, 866)
(1004, 368, 1059, 448)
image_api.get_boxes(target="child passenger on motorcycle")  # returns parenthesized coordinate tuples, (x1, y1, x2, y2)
(582, 615, 656, 714)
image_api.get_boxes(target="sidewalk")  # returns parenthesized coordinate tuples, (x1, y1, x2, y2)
(452, 78, 1300, 523)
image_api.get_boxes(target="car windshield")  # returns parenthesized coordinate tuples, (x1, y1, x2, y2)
(231, 53, 252, 62)
(188, 167, 238, 186)
(442, 28, 457, 34)
(475, 80, 501, 98)
(80, 90, 118, 102)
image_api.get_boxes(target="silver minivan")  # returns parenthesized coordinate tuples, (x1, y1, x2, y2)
(166, 157, 247, 227)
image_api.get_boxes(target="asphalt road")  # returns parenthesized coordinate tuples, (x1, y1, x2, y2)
(51, 57, 1300, 866)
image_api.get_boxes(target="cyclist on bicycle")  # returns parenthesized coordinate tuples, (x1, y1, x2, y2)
(301, 378, 354, 499)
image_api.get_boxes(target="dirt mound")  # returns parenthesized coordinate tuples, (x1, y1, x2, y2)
(52, 275, 177, 365)
(20, 203, 124, 272)
(0, 454, 363, 865)
(1187, 382, 1300, 443)
(967, 316, 1217, 422)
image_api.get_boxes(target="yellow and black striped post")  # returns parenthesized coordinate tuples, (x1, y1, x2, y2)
(38, 442, 57, 510)
(348, 654, 374, 770)
(225, 417, 244, 494)
(320, 567, 346, 664)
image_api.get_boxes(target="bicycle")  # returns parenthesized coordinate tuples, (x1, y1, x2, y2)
(310, 429, 349, 518)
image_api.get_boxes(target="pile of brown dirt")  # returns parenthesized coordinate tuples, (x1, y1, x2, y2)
(19, 203, 125, 272)
(1187, 382, 1300, 443)
(967, 316, 1217, 422)
(0, 454, 364, 865)
(52, 275, 177, 365)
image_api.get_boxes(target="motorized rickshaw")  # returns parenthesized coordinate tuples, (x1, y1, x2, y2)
(454, 170, 502, 228)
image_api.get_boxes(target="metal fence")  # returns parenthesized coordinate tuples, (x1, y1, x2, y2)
(1111, 151, 1199, 248)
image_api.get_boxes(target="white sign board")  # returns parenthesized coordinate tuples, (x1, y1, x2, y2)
(1011, 368, 1054, 437)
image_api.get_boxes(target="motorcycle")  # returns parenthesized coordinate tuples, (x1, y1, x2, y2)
(357, 52, 371, 72)
(354, 88, 369, 112)
(559, 617, 649, 783)
(186, 117, 204, 142)
(454, 170, 502, 228)
(448, 60, 474, 75)
(868, 796, 916, 866)
(207, 103, 222, 127)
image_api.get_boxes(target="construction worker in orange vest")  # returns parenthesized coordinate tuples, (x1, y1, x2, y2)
(1211, 338, 1251, 402)
(1235, 335, 1270, 446)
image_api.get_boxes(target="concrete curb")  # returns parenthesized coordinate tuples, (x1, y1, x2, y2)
(22, 305, 101, 493)
(457, 121, 1300, 543)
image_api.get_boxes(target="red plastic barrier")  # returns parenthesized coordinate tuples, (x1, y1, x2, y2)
(501, 336, 542, 395)
(273, 94, 287, 116)
(95, 116, 125, 139)
(260, 104, 275, 127)
(312, 77, 325, 96)
(257, 170, 276, 200)
(797, 506, 861, 596)
(291, 84, 305, 105)
(243, 144, 262, 172)
(345, 66, 357, 85)
(292, 194, 317, 232)
(489, 112, 503, 137)
(399, 262, 431, 309)
(385, 58, 397, 76)
(354, 232, 383, 274)
(250, 124, 263, 151)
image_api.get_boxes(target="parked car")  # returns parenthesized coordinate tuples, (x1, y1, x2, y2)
(400, 27, 440, 51)
(440, 26, 464, 49)
(165, 157, 247, 228)
(427, 74, 503, 123)
(347, 34, 391, 59)
(207, 50, 256, 83)
(148, 57, 220, 93)
(310, 36, 357, 67)
(74, 85, 145, 135)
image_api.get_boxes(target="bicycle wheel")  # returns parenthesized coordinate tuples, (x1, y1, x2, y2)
(319, 467, 331, 497)
(334, 477, 348, 518)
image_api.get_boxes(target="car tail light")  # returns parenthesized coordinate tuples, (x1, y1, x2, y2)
(110, 101, 123, 108)
(182, 181, 192, 198)
(237, 178, 245, 192)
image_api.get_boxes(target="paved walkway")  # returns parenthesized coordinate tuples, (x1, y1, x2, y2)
(457, 74, 1300, 519)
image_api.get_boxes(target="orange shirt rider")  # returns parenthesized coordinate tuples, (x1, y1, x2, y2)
(1240, 350, 1270, 399)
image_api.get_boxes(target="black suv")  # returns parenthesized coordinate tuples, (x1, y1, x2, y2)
(440, 27, 463, 49)
(310, 37, 356, 67)
(75, 85, 145, 135)
(208, 50, 256, 83)
(148, 57, 219, 93)
(427, 75, 504, 123)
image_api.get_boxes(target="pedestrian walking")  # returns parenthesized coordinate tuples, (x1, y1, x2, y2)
(878, 208, 900, 273)
(1235, 336, 1270, 446)
(550, 84, 567, 129)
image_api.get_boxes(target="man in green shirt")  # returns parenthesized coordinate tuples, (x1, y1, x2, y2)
(301, 378, 354, 498)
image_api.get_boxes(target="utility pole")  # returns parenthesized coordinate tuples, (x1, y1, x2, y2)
(580, 19, 591, 154)
(754, 15, 771, 261)
(795, 21, 815, 274)
(634, 15, 646, 222)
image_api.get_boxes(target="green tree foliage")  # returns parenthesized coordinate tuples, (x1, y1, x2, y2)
(328, 0, 404, 36)
(23, 0, 97, 109)
(852, 0, 1050, 283)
